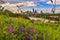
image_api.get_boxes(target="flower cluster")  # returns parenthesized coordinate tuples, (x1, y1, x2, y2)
(1, 23, 49, 40)
(7, 24, 13, 33)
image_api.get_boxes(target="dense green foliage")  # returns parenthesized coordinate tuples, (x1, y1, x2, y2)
(0, 8, 60, 40)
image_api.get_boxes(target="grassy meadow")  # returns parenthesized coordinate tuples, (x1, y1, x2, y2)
(0, 8, 60, 40)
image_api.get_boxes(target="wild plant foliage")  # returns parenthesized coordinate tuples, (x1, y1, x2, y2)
(0, 8, 59, 40)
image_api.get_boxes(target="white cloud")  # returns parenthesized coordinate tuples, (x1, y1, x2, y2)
(2, 0, 36, 3)
(14, 1, 36, 6)
(1, 1, 36, 8)
(23, 1, 36, 6)
(2, 0, 36, 6)
(39, 0, 46, 2)
(47, 0, 60, 4)
(47, 1, 52, 4)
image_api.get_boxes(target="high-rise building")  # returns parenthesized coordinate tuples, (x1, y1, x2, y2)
(32, 8, 35, 12)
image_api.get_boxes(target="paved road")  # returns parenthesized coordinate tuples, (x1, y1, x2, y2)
(29, 17, 58, 23)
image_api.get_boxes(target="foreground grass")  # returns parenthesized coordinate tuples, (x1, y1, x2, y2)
(0, 8, 60, 40)
(0, 15, 59, 40)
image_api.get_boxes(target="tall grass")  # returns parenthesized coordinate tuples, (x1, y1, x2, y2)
(0, 8, 59, 40)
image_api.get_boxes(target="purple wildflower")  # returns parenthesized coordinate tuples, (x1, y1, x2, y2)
(27, 27, 34, 32)
(31, 27, 34, 32)
(19, 26, 24, 33)
(27, 27, 31, 32)
(24, 34, 31, 40)
(7, 24, 13, 33)
(36, 35, 40, 40)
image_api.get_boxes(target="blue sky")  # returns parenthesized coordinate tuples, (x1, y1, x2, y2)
(3, 0, 60, 8)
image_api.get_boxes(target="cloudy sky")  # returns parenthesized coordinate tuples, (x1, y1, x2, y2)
(2, 0, 60, 8)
